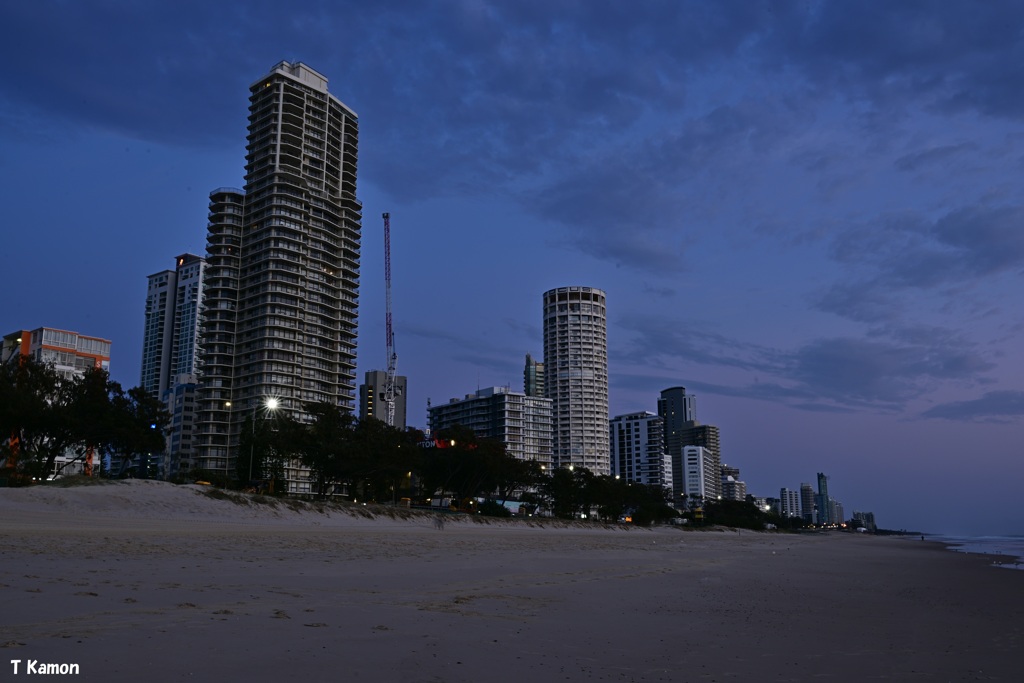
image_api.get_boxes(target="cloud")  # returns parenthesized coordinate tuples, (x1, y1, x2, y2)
(771, 2, 1024, 121)
(921, 390, 1024, 422)
(789, 336, 993, 407)
(815, 281, 902, 324)
(614, 313, 789, 374)
(7, 0, 1024, 278)
(894, 143, 977, 172)
(819, 203, 1024, 328)
(616, 313, 994, 412)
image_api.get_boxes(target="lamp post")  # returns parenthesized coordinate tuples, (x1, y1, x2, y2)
(248, 397, 280, 484)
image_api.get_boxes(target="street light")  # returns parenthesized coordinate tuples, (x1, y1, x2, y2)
(248, 397, 280, 483)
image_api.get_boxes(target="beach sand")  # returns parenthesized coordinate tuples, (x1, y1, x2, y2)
(1, 480, 1021, 681)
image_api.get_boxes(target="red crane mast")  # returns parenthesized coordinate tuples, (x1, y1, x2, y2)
(382, 212, 397, 426)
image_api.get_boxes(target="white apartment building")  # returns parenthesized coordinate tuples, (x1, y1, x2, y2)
(543, 286, 609, 475)
(194, 61, 362, 491)
(683, 445, 718, 502)
(428, 386, 553, 468)
(609, 411, 672, 493)
(779, 487, 802, 518)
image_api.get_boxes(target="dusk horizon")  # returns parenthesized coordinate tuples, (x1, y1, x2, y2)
(3, 1, 1023, 536)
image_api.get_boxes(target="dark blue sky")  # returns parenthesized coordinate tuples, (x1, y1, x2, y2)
(3, 1, 1023, 535)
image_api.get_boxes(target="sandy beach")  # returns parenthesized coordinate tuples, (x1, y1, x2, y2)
(1, 480, 1021, 682)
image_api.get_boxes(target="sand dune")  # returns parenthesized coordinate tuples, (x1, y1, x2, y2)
(2, 480, 1021, 681)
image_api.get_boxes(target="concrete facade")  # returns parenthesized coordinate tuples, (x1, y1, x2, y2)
(428, 386, 553, 467)
(193, 62, 361, 491)
(543, 286, 609, 475)
(610, 411, 672, 493)
(359, 369, 408, 430)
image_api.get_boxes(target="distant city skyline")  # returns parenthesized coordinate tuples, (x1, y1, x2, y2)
(4, 2, 1023, 535)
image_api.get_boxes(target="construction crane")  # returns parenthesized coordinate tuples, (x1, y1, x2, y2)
(382, 212, 397, 427)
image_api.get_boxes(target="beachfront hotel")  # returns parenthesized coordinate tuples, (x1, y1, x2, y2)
(192, 61, 362, 491)
(543, 286, 610, 475)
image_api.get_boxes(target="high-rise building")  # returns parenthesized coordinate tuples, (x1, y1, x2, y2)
(816, 472, 831, 525)
(359, 369, 407, 430)
(543, 286, 609, 475)
(140, 254, 207, 479)
(779, 487, 802, 518)
(658, 386, 697, 451)
(658, 387, 720, 502)
(524, 353, 544, 398)
(428, 386, 553, 467)
(800, 482, 817, 524)
(609, 411, 672, 493)
(852, 510, 876, 531)
(682, 445, 717, 501)
(719, 463, 746, 502)
(194, 61, 361, 490)
(140, 254, 206, 400)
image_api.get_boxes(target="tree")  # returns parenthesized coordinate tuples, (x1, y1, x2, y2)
(350, 417, 418, 503)
(1, 359, 169, 482)
(542, 467, 595, 519)
(0, 357, 66, 481)
(285, 402, 356, 499)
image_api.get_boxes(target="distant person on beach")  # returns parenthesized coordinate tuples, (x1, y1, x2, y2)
(433, 515, 446, 531)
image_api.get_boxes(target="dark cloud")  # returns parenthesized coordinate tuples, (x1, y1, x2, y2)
(616, 314, 994, 412)
(6, 1, 1024, 277)
(790, 337, 993, 407)
(773, 2, 1024, 120)
(819, 203, 1024, 327)
(534, 100, 797, 272)
(921, 390, 1024, 422)
(894, 143, 977, 172)
(815, 281, 901, 324)
(614, 313, 789, 374)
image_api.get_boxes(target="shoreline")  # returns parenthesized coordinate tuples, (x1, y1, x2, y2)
(2, 481, 1022, 681)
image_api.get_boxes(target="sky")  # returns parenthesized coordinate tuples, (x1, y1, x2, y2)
(2, 1, 1022, 536)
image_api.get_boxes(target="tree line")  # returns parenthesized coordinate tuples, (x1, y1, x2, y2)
(227, 406, 679, 524)
(3, 362, 774, 528)
(1, 356, 169, 482)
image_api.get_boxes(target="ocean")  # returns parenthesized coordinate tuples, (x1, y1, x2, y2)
(932, 535, 1024, 570)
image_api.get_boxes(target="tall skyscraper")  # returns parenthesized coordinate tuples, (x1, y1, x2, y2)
(658, 386, 697, 452)
(359, 369, 408, 430)
(524, 353, 544, 398)
(140, 254, 207, 400)
(543, 286, 609, 475)
(194, 61, 361, 488)
(610, 411, 672, 493)
(658, 387, 720, 502)
(800, 482, 817, 524)
(140, 254, 207, 479)
(816, 472, 831, 525)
